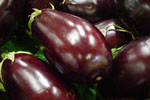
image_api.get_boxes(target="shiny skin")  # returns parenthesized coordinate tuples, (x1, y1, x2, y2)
(60, 0, 117, 22)
(99, 36, 150, 99)
(0, 0, 25, 45)
(95, 19, 132, 48)
(2, 53, 79, 100)
(115, 0, 150, 35)
(31, 9, 113, 83)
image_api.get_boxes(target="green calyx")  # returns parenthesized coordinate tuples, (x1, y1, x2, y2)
(28, 9, 42, 37)
(105, 24, 136, 40)
(0, 51, 32, 83)
(49, 2, 55, 10)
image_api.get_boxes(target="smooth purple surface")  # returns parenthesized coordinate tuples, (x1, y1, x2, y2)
(32, 9, 113, 83)
(99, 35, 150, 99)
(2, 53, 79, 100)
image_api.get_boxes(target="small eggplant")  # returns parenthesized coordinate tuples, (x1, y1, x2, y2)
(0, 0, 25, 45)
(95, 19, 132, 48)
(1, 52, 79, 100)
(29, 9, 113, 83)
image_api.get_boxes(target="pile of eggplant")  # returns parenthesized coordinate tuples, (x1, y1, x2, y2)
(0, 0, 150, 100)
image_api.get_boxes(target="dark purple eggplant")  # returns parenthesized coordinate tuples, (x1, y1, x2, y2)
(95, 18, 132, 48)
(98, 35, 150, 99)
(30, 9, 113, 83)
(1, 52, 79, 100)
(59, 0, 117, 23)
(115, 0, 150, 35)
(0, 0, 25, 45)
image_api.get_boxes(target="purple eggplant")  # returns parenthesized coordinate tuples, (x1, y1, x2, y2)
(0, 0, 25, 45)
(95, 18, 132, 48)
(1, 52, 79, 100)
(59, 0, 117, 22)
(99, 35, 150, 99)
(30, 9, 113, 83)
(115, 0, 150, 35)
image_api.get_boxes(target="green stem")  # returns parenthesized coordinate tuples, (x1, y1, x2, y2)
(105, 24, 136, 40)
(49, 2, 55, 10)
(0, 51, 32, 82)
(28, 9, 42, 37)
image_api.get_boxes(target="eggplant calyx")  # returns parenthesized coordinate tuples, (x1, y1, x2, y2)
(60, 0, 66, 5)
(105, 24, 136, 40)
(0, 51, 32, 83)
(49, 2, 55, 10)
(0, 82, 5, 92)
(28, 9, 42, 37)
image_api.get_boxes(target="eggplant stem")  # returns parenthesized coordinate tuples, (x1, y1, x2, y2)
(105, 24, 135, 40)
(0, 51, 32, 83)
(28, 9, 42, 37)
(61, 0, 66, 5)
(49, 2, 55, 10)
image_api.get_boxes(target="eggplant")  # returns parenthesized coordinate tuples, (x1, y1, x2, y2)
(95, 18, 132, 48)
(115, 0, 150, 35)
(30, 9, 113, 83)
(0, 0, 25, 45)
(1, 52, 79, 100)
(59, 0, 117, 23)
(99, 35, 150, 99)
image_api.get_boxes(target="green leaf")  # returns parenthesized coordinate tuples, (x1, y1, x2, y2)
(73, 83, 97, 100)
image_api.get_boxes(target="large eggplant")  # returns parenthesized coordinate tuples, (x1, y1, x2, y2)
(1, 52, 79, 100)
(99, 35, 150, 99)
(59, 0, 117, 23)
(0, 0, 25, 45)
(30, 9, 113, 83)
(115, 0, 150, 35)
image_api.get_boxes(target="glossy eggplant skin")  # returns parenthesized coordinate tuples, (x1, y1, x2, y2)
(95, 19, 132, 48)
(2, 53, 79, 100)
(60, 0, 117, 23)
(99, 36, 150, 99)
(0, 0, 25, 45)
(31, 9, 113, 83)
(115, 0, 150, 35)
